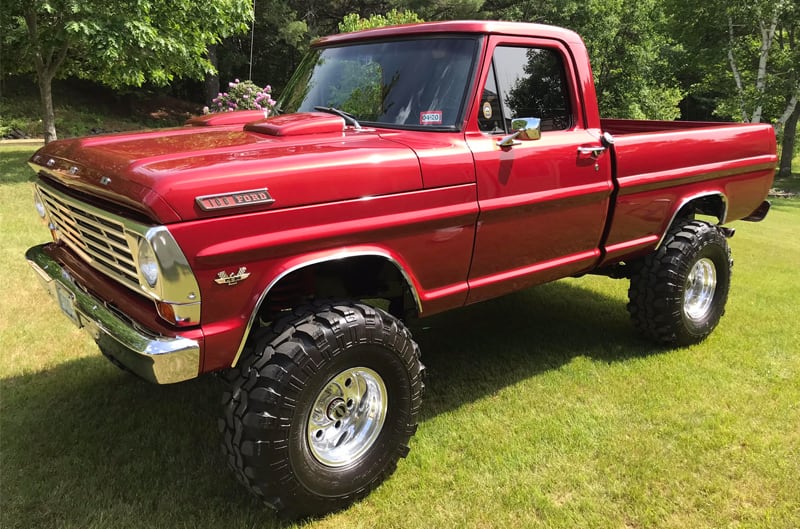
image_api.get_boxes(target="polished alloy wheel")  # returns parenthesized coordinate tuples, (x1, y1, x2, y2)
(684, 257, 717, 320)
(307, 367, 388, 467)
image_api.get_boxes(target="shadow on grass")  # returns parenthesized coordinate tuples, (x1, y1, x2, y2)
(411, 280, 664, 419)
(1, 280, 664, 528)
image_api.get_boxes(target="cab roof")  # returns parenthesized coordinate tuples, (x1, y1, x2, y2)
(314, 20, 584, 47)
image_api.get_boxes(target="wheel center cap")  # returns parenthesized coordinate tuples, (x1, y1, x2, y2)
(327, 398, 348, 421)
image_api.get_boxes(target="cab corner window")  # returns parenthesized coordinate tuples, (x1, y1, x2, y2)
(479, 46, 572, 134)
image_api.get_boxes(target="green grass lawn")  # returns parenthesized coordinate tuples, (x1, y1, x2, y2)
(2, 144, 799, 529)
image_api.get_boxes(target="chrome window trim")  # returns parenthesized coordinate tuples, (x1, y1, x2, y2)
(231, 250, 422, 367)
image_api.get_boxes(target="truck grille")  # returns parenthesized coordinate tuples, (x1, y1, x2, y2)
(37, 183, 141, 291)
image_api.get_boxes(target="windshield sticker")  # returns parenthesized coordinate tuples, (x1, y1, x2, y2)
(482, 102, 493, 120)
(420, 111, 443, 125)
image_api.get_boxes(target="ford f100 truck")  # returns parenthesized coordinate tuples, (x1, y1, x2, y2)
(24, 21, 776, 518)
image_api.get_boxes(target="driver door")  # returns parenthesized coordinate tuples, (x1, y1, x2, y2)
(466, 39, 613, 303)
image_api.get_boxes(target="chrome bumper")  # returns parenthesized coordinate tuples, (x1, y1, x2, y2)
(25, 244, 200, 384)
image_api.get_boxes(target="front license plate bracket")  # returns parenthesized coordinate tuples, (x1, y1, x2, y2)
(55, 282, 82, 328)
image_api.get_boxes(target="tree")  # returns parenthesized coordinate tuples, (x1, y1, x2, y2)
(492, 0, 685, 120)
(338, 8, 423, 32)
(666, 0, 799, 175)
(403, 0, 485, 21)
(2, 0, 252, 142)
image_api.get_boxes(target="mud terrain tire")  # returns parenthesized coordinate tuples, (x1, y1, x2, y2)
(220, 301, 424, 518)
(628, 220, 732, 345)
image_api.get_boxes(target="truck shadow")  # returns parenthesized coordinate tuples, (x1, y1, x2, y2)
(2, 280, 665, 528)
(409, 280, 664, 420)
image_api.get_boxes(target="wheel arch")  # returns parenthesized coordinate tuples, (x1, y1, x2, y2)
(230, 248, 422, 368)
(656, 192, 728, 250)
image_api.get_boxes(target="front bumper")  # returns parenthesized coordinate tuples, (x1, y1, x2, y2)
(25, 244, 200, 384)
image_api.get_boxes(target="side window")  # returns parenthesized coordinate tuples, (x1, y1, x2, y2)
(480, 46, 572, 133)
(477, 66, 504, 133)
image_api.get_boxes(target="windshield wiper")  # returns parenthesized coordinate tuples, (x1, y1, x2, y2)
(314, 106, 361, 130)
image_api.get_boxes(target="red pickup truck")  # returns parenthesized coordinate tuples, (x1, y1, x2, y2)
(25, 21, 776, 517)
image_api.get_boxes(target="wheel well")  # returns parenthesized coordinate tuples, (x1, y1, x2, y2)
(256, 256, 419, 323)
(675, 194, 727, 224)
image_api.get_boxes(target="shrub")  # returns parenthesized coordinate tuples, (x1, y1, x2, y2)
(205, 79, 276, 115)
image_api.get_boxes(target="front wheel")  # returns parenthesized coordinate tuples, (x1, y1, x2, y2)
(219, 301, 424, 518)
(627, 220, 733, 345)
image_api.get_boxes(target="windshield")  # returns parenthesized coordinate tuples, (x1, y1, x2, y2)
(279, 37, 480, 130)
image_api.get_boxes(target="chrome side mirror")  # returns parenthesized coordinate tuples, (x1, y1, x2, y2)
(497, 117, 542, 147)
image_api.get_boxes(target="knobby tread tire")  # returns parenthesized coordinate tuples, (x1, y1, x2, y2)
(219, 300, 424, 519)
(627, 220, 732, 345)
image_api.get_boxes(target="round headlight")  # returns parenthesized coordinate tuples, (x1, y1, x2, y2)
(138, 239, 159, 288)
(34, 190, 47, 219)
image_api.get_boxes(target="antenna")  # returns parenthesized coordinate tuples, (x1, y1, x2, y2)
(249, 0, 256, 80)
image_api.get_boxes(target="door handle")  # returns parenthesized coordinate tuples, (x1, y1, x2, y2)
(577, 145, 606, 158)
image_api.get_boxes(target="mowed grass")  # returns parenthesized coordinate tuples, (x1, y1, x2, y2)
(2, 143, 799, 529)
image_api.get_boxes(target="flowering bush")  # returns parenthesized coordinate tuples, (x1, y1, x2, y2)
(204, 79, 277, 115)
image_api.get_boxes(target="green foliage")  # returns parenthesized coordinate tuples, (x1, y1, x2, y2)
(338, 9, 423, 33)
(0, 84, 193, 139)
(494, 0, 685, 120)
(225, 0, 310, 92)
(404, 0, 486, 20)
(2, 0, 253, 88)
(665, 0, 799, 124)
(205, 79, 276, 114)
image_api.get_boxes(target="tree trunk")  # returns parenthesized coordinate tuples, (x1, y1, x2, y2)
(778, 103, 799, 178)
(204, 44, 220, 106)
(37, 74, 58, 143)
(24, 8, 68, 143)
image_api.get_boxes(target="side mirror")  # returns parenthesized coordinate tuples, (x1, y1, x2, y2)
(511, 118, 542, 140)
(497, 117, 542, 147)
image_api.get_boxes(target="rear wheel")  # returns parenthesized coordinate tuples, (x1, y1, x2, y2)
(220, 301, 424, 518)
(627, 220, 732, 345)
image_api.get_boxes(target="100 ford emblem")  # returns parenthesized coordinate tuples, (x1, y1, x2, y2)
(196, 189, 275, 211)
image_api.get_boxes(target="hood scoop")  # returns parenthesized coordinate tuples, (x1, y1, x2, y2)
(186, 110, 269, 127)
(244, 112, 345, 137)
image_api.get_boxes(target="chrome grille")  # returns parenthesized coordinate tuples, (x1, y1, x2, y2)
(37, 183, 141, 291)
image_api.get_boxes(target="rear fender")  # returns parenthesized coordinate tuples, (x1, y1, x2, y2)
(657, 192, 728, 249)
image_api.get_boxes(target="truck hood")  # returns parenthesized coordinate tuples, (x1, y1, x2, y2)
(29, 112, 423, 223)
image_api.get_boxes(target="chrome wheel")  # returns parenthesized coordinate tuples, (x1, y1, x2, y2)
(684, 258, 717, 321)
(307, 367, 388, 468)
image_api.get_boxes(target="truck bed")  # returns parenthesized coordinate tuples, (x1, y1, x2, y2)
(600, 118, 755, 135)
(598, 118, 777, 265)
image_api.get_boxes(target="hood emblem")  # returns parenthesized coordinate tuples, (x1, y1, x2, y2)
(99, 176, 112, 186)
(215, 267, 251, 286)
(196, 188, 275, 211)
